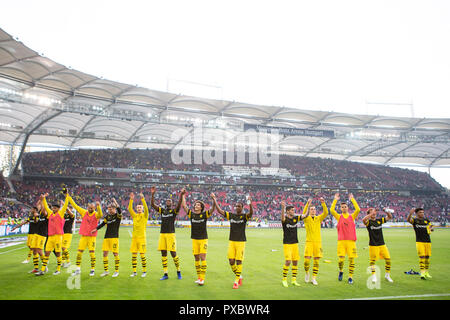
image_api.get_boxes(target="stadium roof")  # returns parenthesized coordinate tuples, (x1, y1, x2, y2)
(0, 27, 449, 174)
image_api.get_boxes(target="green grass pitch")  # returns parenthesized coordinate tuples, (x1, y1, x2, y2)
(1, 227, 449, 300)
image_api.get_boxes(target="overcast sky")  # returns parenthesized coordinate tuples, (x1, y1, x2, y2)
(0, 0, 449, 187)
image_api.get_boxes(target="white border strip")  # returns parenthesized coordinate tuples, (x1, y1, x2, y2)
(345, 293, 450, 300)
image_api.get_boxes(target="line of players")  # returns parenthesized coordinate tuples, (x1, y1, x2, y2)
(13, 188, 434, 289)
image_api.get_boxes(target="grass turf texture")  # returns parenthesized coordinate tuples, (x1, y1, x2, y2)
(0, 227, 449, 300)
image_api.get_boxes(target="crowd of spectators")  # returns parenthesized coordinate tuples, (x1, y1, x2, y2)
(20, 149, 443, 192)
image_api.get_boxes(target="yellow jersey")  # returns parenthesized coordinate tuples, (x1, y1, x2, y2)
(128, 197, 149, 238)
(303, 202, 329, 242)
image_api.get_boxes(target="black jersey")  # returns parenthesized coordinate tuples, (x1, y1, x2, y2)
(27, 213, 38, 235)
(225, 211, 248, 242)
(365, 217, 386, 246)
(411, 217, 432, 243)
(97, 208, 122, 239)
(35, 211, 48, 237)
(188, 210, 211, 240)
(282, 216, 299, 244)
(158, 207, 177, 234)
(63, 213, 75, 234)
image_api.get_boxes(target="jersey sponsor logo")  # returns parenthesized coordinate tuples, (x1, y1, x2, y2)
(369, 225, 383, 230)
(286, 224, 298, 228)
(161, 213, 174, 218)
(191, 219, 205, 223)
(230, 219, 245, 224)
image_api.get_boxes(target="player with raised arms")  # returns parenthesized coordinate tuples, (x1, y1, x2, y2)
(407, 207, 434, 280)
(210, 192, 254, 289)
(181, 191, 215, 286)
(330, 193, 360, 284)
(68, 192, 103, 276)
(128, 192, 149, 278)
(302, 197, 329, 285)
(150, 186, 183, 281)
(280, 200, 309, 287)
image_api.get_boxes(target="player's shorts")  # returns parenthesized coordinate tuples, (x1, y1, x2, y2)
(102, 238, 119, 253)
(45, 234, 63, 253)
(304, 241, 323, 258)
(416, 242, 432, 257)
(369, 245, 390, 261)
(27, 234, 35, 247)
(192, 239, 208, 255)
(337, 240, 357, 258)
(228, 241, 246, 261)
(158, 233, 177, 252)
(130, 237, 147, 253)
(283, 243, 300, 261)
(62, 233, 73, 249)
(78, 236, 96, 251)
(31, 234, 46, 250)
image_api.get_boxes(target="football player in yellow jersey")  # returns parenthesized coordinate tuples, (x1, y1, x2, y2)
(302, 197, 328, 285)
(331, 193, 360, 284)
(128, 192, 149, 278)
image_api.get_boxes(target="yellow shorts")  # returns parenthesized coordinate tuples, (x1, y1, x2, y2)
(416, 242, 432, 257)
(228, 241, 246, 261)
(158, 233, 177, 252)
(337, 240, 357, 258)
(192, 239, 208, 255)
(304, 241, 323, 258)
(45, 234, 63, 253)
(369, 245, 390, 261)
(62, 233, 73, 249)
(130, 237, 147, 253)
(78, 236, 96, 251)
(102, 238, 119, 253)
(283, 243, 300, 261)
(31, 234, 46, 250)
(27, 234, 34, 247)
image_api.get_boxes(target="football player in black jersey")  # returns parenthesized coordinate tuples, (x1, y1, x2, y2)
(407, 207, 434, 279)
(362, 207, 394, 284)
(61, 201, 75, 268)
(281, 200, 309, 287)
(92, 198, 122, 277)
(151, 186, 183, 280)
(211, 193, 254, 289)
(11, 205, 39, 266)
(181, 191, 215, 286)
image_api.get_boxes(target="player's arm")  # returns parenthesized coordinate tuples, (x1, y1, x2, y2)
(58, 194, 70, 218)
(211, 193, 225, 217)
(349, 193, 360, 219)
(92, 220, 106, 234)
(383, 208, 393, 222)
(247, 195, 254, 220)
(67, 206, 75, 219)
(128, 193, 136, 218)
(181, 192, 190, 217)
(68, 195, 87, 217)
(140, 193, 149, 218)
(362, 212, 371, 226)
(95, 201, 103, 219)
(318, 197, 329, 221)
(150, 186, 161, 213)
(174, 188, 185, 214)
(207, 197, 216, 218)
(112, 198, 123, 218)
(330, 193, 340, 220)
(406, 208, 415, 224)
(41, 193, 53, 216)
(11, 217, 30, 231)
(300, 198, 312, 220)
(281, 201, 286, 223)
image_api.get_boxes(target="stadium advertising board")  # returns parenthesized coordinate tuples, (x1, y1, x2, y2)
(243, 123, 335, 138)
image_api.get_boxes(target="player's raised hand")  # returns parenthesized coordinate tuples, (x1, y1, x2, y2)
(319, 197, 325, 203)
(349, 193, 354, 200)
(210, 193, 216, 199)
(307, 198, 313, 204)
(130, 192, 135, 200)
(180, 188, 186, 195)
(247, 195, 252, 203)
(281, 201, 286, 207)
(409, 208, 415, 215)
(150, 186, 156, 194)
(95, 201, 101, 207)
(334, 193, 340, 200)
(139, 193, 144, 198)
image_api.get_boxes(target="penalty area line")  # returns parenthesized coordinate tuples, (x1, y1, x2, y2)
(345, 293, 450, 300)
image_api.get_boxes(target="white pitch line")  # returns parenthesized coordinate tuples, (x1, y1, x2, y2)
(0, 246, 27, 255)
(345, 293, 450, 300)
(128, 230, 132, 237)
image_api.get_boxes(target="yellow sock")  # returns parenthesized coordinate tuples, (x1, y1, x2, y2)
(235, 264, 243, 283)
(162, 256, 168, 273)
